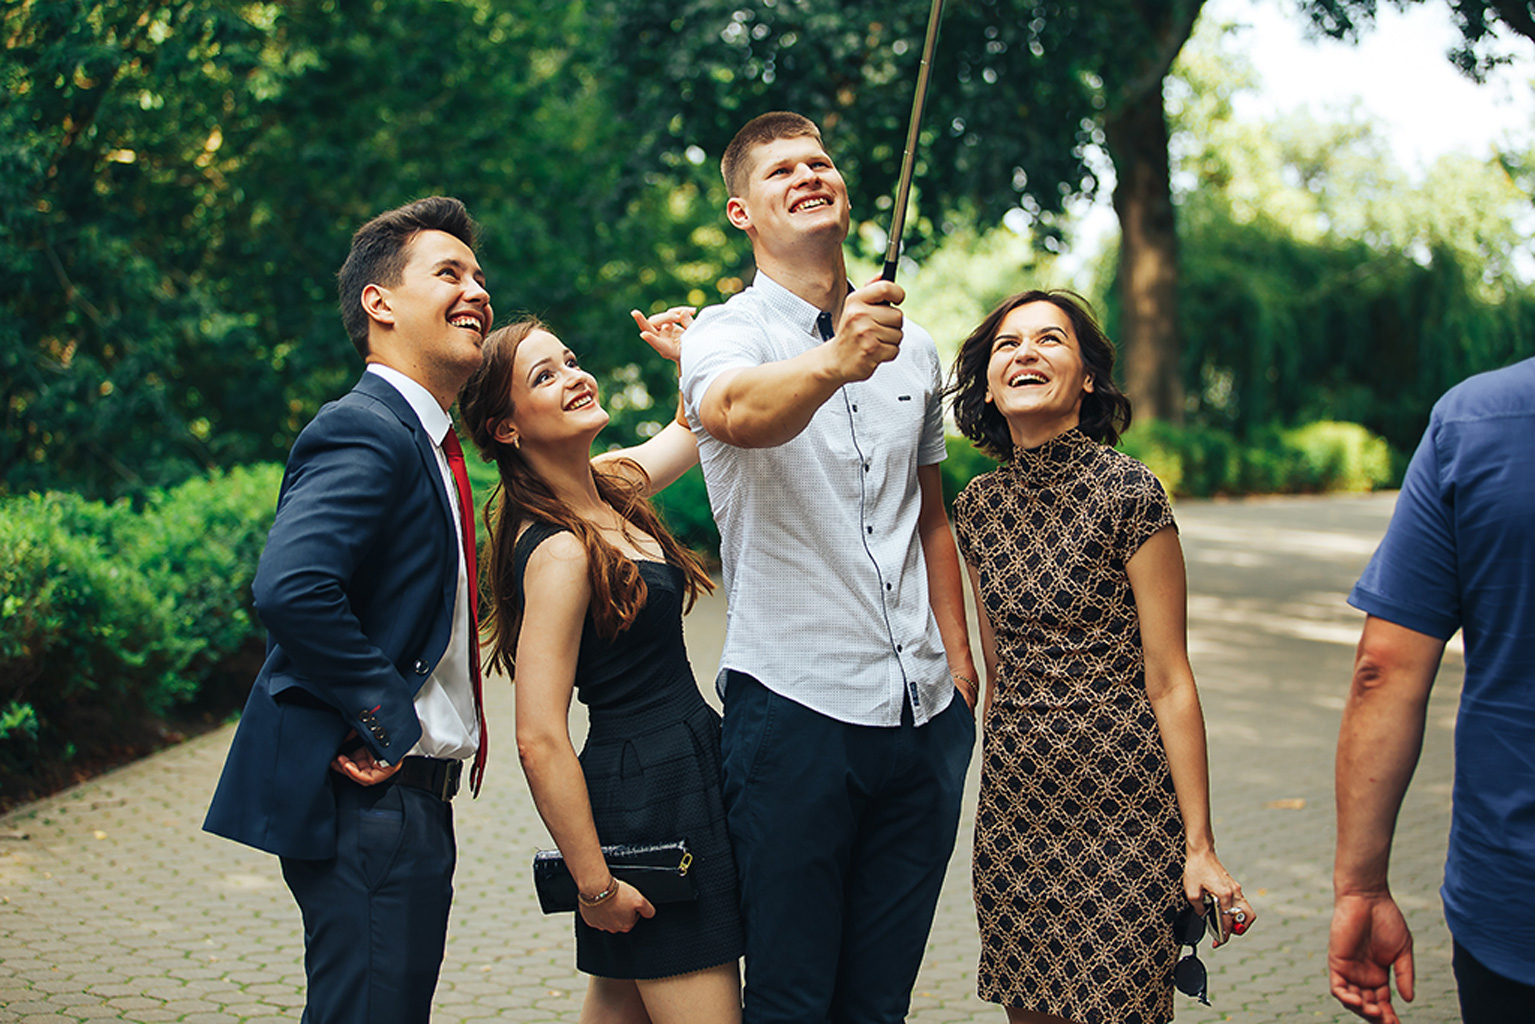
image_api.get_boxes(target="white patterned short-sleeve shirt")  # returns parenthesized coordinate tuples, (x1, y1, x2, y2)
(680, 271, 953, 727)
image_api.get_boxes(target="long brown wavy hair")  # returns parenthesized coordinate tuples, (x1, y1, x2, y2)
(457, 317, 714, 678)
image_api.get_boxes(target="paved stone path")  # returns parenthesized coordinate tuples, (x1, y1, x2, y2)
(2, 492, 1465, 1022)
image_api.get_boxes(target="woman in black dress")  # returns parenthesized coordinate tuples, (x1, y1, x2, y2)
(459, 312, 742, 1023)
(948, 291, 1254, 1023)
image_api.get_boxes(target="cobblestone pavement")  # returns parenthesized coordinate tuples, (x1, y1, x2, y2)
(2, 492, 1465, 1023)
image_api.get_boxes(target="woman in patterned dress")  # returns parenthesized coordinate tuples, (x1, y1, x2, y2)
(948, 291, 1255, 1024)
(458, 311, 743, 1024)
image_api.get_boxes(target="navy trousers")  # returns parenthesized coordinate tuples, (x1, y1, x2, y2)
(281, 775, 456, 1024)
(721, 672, 974, 1024)
(1453, 939, 1535, 1024)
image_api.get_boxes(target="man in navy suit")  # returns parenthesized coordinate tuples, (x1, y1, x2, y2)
(205, 196, 492, 1023)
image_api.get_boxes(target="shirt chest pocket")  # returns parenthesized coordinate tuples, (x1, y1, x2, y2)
(836, 383, 928, 463)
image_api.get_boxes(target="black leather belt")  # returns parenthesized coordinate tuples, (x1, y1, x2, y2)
(393, 756, 462, 802)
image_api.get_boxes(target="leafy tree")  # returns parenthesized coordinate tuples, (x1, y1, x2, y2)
(2, 1, 280, 497)
(1164, 15, 1535, 452)
(2, 0, 730, 500)
(1300, 0, 1535, 79)
(598, 0, 1206, 420)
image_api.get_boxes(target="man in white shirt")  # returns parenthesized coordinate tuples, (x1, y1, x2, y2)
(680, 111, 978, 1024)
(205, 196, 491, 1023)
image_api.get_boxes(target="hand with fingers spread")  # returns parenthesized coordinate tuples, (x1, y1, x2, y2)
(632, 305, 695, 364)
(633, 304, 698, 431)
(1329, 892, 1414, 1024)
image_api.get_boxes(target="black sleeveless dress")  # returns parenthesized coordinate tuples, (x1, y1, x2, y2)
(513, 523, 743, 980)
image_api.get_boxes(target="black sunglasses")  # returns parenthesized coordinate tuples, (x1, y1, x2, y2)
(1172, 904, 1212, 1006)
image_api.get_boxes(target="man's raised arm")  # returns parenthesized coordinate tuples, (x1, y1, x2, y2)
(698, 278, 904, 448)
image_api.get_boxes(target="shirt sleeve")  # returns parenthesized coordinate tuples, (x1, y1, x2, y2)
(952, 483, 977, 565)
(680, 307, 762, 430)
(1348, 418, 1462, 640)
(916, 326, 947, 467)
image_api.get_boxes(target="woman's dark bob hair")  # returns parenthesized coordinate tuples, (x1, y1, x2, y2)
(948, 289, 1132, 459)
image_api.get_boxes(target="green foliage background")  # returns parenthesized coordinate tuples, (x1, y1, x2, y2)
(6, 0, 1534, 504)
(3, 0, 738, 501)
(5, 1, 1535, 802)
(0, 465, 281, 803)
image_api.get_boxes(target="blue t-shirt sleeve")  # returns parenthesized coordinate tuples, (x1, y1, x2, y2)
(1348, 420, 1462, 639)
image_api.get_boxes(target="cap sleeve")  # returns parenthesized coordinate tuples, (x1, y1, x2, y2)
(1113, 459, 1176, 563)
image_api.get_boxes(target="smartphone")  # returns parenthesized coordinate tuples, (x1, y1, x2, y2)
(1203, 893, 1223, 947)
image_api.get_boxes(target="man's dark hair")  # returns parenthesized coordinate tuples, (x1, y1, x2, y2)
(336, 196, 479, 358)
(948, 289, 1134, 457)
(720, 111, 825, 199)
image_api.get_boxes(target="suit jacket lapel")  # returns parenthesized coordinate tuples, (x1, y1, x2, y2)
(353, 372, 459, 581)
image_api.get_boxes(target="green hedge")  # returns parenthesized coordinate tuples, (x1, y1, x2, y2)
(0, 465, 281, 801)
(933, 421, 1392, 502)
(1118, 419, 1393, 498)
(0, 417, 1391, 803)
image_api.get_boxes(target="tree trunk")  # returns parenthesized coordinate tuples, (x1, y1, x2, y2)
(1105, 77, 1184, 424)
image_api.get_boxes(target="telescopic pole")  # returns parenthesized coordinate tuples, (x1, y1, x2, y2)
(881, 0, 947, 283)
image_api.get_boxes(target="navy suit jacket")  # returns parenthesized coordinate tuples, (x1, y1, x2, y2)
(205, 372, 460, 860)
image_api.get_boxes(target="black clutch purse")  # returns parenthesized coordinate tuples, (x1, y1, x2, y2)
(531, 839, 697, 914)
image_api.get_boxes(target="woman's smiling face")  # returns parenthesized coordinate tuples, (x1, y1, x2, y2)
(503, 329, 609, 446)
(984, 300, 1094, 447)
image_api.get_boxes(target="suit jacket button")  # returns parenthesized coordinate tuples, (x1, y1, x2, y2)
(413, 659, 429, 675)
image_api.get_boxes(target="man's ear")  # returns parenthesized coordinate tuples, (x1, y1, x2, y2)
(725, 196, 751, 231)
(361, 283, 394, 327)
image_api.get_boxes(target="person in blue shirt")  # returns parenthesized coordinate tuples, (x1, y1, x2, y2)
(1330, 357, 1535, 1024)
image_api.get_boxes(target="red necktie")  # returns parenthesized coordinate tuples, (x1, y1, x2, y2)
(441, 429, 486, 796)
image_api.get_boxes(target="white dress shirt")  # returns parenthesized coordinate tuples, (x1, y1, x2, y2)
(366, 363, 479, 762)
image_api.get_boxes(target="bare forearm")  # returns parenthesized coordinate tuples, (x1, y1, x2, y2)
(964, 562, 1000, 717)
(1334, 683, 1429, 893)
(519, 737, 611, 893)
(703, 348, 845, 448)
(1148, 674, 1216, 853)
(917, 466, 977, 698)
(593, 420, 698, 494)
(922, 522, 974, 679)
(1333, 618, 1443, 896)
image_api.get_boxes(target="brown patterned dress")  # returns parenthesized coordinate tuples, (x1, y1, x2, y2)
(953, 427, 1184, 1024)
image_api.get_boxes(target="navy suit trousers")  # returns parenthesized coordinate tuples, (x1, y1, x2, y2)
(721, 671, 975, 1024)
(281, 776, 455, 1024)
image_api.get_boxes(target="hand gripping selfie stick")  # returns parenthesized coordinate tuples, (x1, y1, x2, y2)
(881, 0, 947, 283)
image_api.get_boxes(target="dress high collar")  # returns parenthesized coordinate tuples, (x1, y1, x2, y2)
(1005, 426, 1096, 484)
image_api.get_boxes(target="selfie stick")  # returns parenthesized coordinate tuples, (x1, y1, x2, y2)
(881, 0, 947, 283)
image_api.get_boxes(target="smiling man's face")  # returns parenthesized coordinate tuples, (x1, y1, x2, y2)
(378, 228, 493, 391)
(728, 135, 851, 249)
